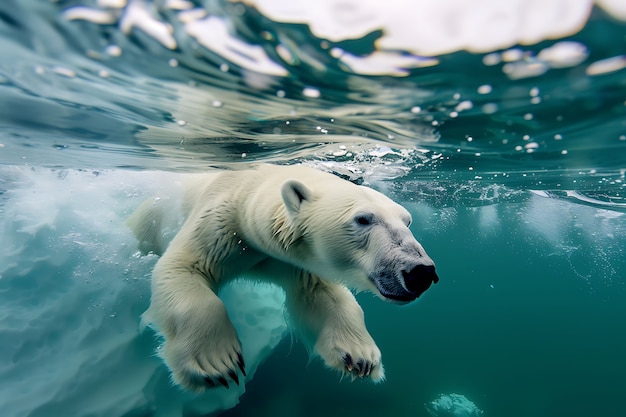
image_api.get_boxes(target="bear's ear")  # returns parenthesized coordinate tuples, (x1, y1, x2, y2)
(281, 179, 312, 215)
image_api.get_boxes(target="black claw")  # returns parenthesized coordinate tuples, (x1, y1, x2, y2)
(228, 369, 240, 386)
(364, 362, 372, 377)
(356, 359, 365, 376)
(237, 352, 247, 377)
(343, 353, 353, 371)
(217, 376, 229, 389)
(204, 377, 216, 388)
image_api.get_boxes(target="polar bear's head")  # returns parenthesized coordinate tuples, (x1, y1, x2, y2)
(280, 177, 439, 304)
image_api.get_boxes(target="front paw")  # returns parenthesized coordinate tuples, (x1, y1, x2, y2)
(160, 319, 246, 392)
(314, 329, 385, 382)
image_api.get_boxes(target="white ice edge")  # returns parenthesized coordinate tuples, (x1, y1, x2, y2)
(239, 0, 624, 56)
(62, 0, 624, 77)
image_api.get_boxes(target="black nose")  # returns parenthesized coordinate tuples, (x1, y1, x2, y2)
(402, 265, 439, 298)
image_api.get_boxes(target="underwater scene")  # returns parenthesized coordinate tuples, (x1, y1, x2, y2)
(1, 1, 625, 416)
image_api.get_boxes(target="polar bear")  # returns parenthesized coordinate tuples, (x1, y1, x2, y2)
(129, 165, 438, 391)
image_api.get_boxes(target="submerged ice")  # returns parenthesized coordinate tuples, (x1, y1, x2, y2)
(426, 393, 483, 417)
(0, 167, 287, 417)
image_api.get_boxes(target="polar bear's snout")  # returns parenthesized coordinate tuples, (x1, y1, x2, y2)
(370, 260, 438, 304)
(402, 264, 439, 298)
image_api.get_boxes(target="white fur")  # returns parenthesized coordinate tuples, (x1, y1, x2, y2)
(129, 165, 436, 391)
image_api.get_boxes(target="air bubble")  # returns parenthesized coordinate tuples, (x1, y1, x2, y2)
(477, 84, 492, 94)
(52, 67, 76, 78)
(481, 103, 498, 114)
(303, 87, 320, 98)
(105, 45, 122, 57)
(483, 53, 501, 66)
(455, 100, 473, 111)
(502, 48, 524, 62)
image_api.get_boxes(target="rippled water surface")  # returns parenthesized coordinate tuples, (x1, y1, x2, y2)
(1, 1, 625, 417)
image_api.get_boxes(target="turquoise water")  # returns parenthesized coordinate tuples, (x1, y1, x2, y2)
(1, 1, 625, 417)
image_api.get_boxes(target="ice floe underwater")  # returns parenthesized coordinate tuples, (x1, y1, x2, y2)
(0, 168, 288, 416)
(1, 0, 626, 417)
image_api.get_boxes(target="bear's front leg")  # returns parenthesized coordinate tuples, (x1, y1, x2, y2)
(283, 272, 384, 382)
(144, 259, 245, 392)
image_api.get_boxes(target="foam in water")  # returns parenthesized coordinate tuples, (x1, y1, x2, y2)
(0, 167, 287, 417)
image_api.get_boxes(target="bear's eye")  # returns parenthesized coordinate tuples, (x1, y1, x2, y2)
(354, 214, 374, 226)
